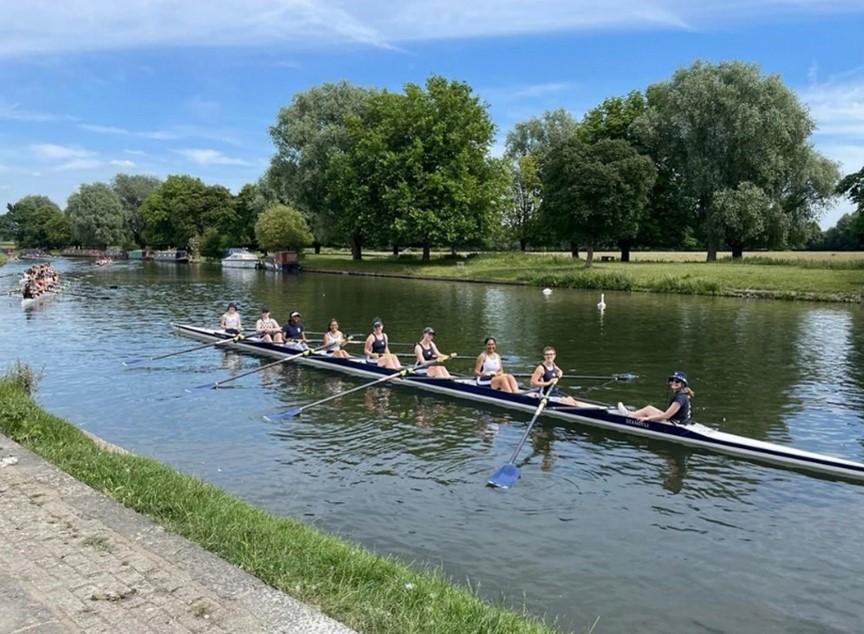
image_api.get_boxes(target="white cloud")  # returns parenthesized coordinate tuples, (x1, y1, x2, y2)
(175, 149, 250, 166)
(30, 144, 94, 160)
(0, 101, 65, 122)
(79, 123, 129, 135)
(1, 1, 863, 58)
(110, 159, 136, 168)
(56, 159, 102, 171)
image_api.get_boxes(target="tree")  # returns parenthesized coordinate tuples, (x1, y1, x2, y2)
(140, 175, 236, 255)
(267, 81, 376, 250)
(637, 60, 831, 260)
(254, 204, 313, 253)
(541, 138, 656, 267)
(504, 109, 579, 250)
(111, 174, 162, 248)
(708, 182, 772, 259)
(2, 196, 69, 248)
(330, 75, 504, 261)
(837, 165, 864, 241)
(66, 183, 128, 248)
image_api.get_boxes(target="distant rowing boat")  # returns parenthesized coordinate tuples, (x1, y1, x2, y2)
(173, 324, 864, 484)
(21, 289, 59, 309)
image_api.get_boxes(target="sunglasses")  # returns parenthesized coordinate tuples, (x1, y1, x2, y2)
(668, 379, 682, 384)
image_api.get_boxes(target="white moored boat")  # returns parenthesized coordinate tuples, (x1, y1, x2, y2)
(221, 250, 260, 269)
(172, 324, 864, 484)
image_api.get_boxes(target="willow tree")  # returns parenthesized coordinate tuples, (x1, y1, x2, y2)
(66, 183, 128, 248)
(638, 60, 835, 260)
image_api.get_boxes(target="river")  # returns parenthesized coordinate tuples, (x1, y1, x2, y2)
(3, 257, 864, 634)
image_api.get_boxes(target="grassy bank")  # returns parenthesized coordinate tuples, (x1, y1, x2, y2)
(0, 364, 573, 634)
(302, 251, 864, 303)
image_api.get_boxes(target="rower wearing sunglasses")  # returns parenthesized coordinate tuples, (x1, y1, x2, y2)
(617, 370, 694, 424)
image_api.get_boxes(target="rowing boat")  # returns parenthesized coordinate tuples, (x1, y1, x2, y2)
(21, 289, 59, 309)
(173, 323, 864, 483)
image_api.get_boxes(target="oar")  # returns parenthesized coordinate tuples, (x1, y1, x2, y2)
(58, 289, 112, 300)
(264, 366, 418, 422)
(487, 379, 558, 489)
(509, 372, 637, 381)
(188, 341, 335, 390)
(123, 335, 242, 366)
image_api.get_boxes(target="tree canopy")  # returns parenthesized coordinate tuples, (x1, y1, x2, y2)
(66, 183, 127, 248)
(2, 196, 69, 248)
(254, 204, 313, 253)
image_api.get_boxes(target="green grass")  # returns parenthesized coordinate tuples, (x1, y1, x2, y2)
(0, 363, 575, 634)
(303, 251, 864, 302)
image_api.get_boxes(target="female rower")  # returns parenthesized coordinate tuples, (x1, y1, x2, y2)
(281, 310, 309, 352)
(530, 347, 592, 407)
(364, 317, 401, 369)
(220, 302, 242, 335)
(255, 307, 284, 344)
(618, 371, 694, 424)
(322, 318, 351, 358)
(414, 327, 450, 378)
(474, 337, 519, 392)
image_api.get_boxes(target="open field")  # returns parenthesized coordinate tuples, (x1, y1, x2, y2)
(303, 251, 864, 303)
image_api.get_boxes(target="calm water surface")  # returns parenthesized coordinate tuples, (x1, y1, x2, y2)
(3, 258, 864, 634)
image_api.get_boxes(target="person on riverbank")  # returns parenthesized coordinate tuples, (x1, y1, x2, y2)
(255, 307, 283, 344)
(281, 311, 309, 352)
(474, 337, 519, 392)
(530, 347, 591, 407)
(364, 318, 401, 369)
(618, 371, 694, 424)
(220, 302, 242, 335)
(322, 318, 351, 358)
(414, 327, 451, 378)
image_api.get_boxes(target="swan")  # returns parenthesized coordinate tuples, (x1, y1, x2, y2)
(597, 293, 606, 310)
(542, 288, 552, 296)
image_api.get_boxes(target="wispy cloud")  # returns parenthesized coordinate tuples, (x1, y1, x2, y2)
(2, 1, 863, 58)
(175, 149, 251, 166)
(0, 100, 68, 122)
(30, 144, 94, 161)
(56, 159, 102, 171)
(110, 159, 136, 168)
(79, 123, 129, 135)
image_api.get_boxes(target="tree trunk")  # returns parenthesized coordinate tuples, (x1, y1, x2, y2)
(731, 243, 743, 260)
(422, 241, 430, 262)
(583, 244, 594, 269)
(520, 238, 527, 251)
(570, 242, 579, 258)
(350, 234, 363, 260)
(392, 245, 399, 256)
(314, 243, 321, 255)
(619, 240, 631, 263)
(706, 236, 718, 262)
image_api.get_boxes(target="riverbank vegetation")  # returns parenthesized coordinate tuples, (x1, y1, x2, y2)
(2, 62, 862, 264)
(0, 364, 574, 634)
(303, 250, 864, 303)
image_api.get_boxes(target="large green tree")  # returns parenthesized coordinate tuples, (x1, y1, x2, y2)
(541, 138, 656, 267)
(140, 175, 236, 256)
(254, 204, 313, 253)
(66, 183, 128, 248)
(504, 109, 579, 250)
(267, 81, 376, 249)
(2, 196, 69, 248)
(637, 60, 834, 260)
(330, 75, 504, 261)
(111, 174, 162, 248)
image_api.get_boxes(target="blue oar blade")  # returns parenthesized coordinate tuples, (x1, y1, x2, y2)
(122, 358, 146, 367)
(263, 407, 303, 422)
(615, 373, 638, 382)
(487, 463, 520, 489)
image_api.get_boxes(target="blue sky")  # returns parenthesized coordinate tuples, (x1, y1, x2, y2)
(1, 0, 862, 230)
